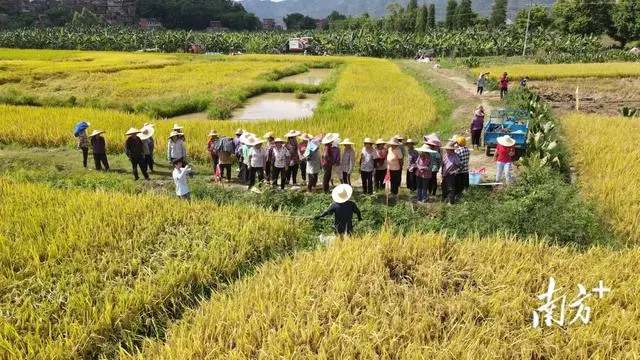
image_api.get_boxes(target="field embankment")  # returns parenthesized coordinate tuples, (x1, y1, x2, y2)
(563, 114, 640, 245)
(472, 62, 640, 81)
(0, 179, 309, 358)
(136, 233, 640, 359)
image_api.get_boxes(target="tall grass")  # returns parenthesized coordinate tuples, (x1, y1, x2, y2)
(0, 178, 309, 358)
(472, 62, 640, 80)
(136, 232, 639, 359)
(563, 114, 640, 245)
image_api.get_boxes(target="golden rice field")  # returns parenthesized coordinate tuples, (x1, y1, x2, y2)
(563, 113, 640, 245)
(472, 62, 640, 81)
(0, 55, 438, 160)
(137, 233, 640, 359)
(0, 179, 307, 358)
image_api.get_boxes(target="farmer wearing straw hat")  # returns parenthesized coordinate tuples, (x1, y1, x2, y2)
(125, 128, 149, 181)
(415, 144, 435, 202)
(247, 136, 268, 190)
(405, 139, 418, 192)
(441, 142, 460, 205)
(285, 130, 301, 186)
(303, 134, 321, 192)
(340, 138, 355, 185)
(263, 132, 275, 181)
(321, 133, 340, 194)
(386, 138, 403, 196)
(499, 72, 509, 100)
(374, 138, 388, 192)
(89, 130, 109, 171)
(298, 134, 311, 185)
(167, 130, 187, 165)
(454, 135, 470, 194)
(76, 122, 90, 169)
(271, 138, 289, 189)
(238, 132, 254, 184)
(494, 135, 516, 184)
(207, 130, 220, 180)
(470, 106, 485, 150)
(425, 135, 441, 197)
(314, 184, 362, 237)
(359, 138, 376, 195)
(172, 159, 192, 201)
(140, 123, 155, 172)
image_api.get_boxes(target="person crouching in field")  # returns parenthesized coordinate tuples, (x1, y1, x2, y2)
(89, 130, 109, 171)
(172, 159, 192, 201)
(315, 184, 362, 238)
(125, 128, 149, 181)
(359, 138, 376, 195)
(340, 138, 355, 185)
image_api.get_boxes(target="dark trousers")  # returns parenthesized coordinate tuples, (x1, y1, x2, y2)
(390, 170, 401, 195)
(360, 171, 373, 194)
(429, 171, 438, 195)
(374, 169, 386, 191)
(81, 147, 88, 168)
(406, 170, 417, 191)
(287, 164, 299, 185)
(130, 156, 149, 180)
(93, 153, 109, 171)
(500, 87, 508, 99)
(239, 163, 248, 184)
(272, 166, 286, 189)
(442, 175, 456, 204)
(477, 86, 484, 95)
(455, 172, 470, 195)
(248, 167, 264, 189)
(341, 172, 351, 185)
(145, 154, 154, 172)
(471, 129, 482, 147)
(219, 164, 232, 181)
(322, 166, 332, 193)
(416, 176, 429, 201)
(300, 161, 307, 182)
(265, 161, 271, 180)
(307, 172, 318, 192)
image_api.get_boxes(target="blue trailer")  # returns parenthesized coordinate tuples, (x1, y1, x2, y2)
(483, 109, 530, 159)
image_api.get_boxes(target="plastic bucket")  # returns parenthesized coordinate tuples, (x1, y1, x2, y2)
(469, 172, 481, 185)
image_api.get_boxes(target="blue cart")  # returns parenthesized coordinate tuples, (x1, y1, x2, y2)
(483, 109, 530, 159)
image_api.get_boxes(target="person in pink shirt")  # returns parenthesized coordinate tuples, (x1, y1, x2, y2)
(499, 72, 509, 100)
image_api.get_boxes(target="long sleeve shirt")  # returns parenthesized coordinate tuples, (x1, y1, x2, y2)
(375, 149, 388, 170)
(172, 167, 191, 196)
(125, 136, 144, 158)
(306, 149, 321, 174)
(167, 139, 187, 160)
(322, 145, 340, 168)
(415, 155, 432, 179)
(442, 152, 460, 177)
(387, 148, 403, 171)
(318, 201, 362, 233)
(286, 140, 300, 166)
(78, 130, 89, 148)
(340, 148, 355, 174)
(91, 136, 106, 154)
(271, 146, 290, 168)
(407, 149, 419, 172)
(249, 147, 268, 168)
(359, 147, 376, 173)
(455, 146, 470, 173)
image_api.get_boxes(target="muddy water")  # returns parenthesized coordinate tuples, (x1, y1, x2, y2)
(278, 68, 331, 86)
(230, 93, 319, 121)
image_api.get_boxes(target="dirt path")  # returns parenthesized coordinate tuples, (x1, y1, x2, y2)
(400, 61, 510, 183)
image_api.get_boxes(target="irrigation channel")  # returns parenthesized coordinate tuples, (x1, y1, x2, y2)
(168, 69, 331, 121)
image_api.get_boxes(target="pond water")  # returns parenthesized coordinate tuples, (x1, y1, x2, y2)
(230, 93, 319, 121)
(278, 68, 332, 86)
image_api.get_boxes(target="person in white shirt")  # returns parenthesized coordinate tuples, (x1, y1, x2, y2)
(270, 138, 290, 189)
(172, 160, 192, 201)
(167, 131, 187, 164)
(340, 138, 355, 185)
(248, 138, 268, 189)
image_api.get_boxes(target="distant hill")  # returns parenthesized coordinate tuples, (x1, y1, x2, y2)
(238, 0, 555, 22)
